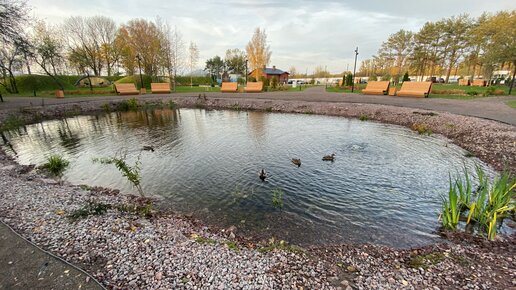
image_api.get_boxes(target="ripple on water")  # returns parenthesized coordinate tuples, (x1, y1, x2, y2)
(0, 108, 497, 248)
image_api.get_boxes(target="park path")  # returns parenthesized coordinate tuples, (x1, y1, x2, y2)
(1, 86, 515, 125)
(0, 221, 103, 290)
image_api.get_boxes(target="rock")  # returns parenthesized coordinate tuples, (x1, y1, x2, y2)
(388, 277, 395, 284)
(402, 280, 409, 286)
(340, 280, 349, 286)
(1, 165, 16, 171)
(346, 265, 358, 272)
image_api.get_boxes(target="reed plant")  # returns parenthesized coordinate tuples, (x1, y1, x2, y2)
(44, 155, 70, 177)
(93, 150, 144, 196)
(440, 165, 515, 240)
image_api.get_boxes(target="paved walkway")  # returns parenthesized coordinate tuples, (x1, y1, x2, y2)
(0, 222, 103, 290)
(1, 86, 515, 125)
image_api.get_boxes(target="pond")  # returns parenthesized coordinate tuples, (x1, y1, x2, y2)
(0, 108, 494, 248)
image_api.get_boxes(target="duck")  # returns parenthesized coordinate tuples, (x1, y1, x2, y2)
(142, 145, 155, 152)
(322, 153, 335, 161)
(291, 158, 301, 167)
(259, 169, 267, 181)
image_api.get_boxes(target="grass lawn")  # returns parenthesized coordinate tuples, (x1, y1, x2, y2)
(506, 100, 516, 109)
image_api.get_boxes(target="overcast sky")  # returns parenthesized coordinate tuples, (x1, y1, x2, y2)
(29, 0, 515, 74)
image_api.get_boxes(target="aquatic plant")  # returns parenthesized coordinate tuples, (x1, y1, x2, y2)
(101, 103, 111, 113)
(43, 154, 70, 177)
(440, 165, 515, 240)
(127, 98, 139, 111)
(168, 100, 177, 109)
(93, 150, 144, 196)
(272, 188, 284, 208)
(359, 114, 369, 121)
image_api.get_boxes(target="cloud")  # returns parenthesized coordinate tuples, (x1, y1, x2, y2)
(28, 0, 515, 74)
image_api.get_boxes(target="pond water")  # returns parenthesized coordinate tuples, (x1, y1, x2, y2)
(1, 108, 494, 248)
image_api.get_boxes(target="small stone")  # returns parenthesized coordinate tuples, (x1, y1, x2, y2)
(155, 272, 163, 280)
(346, 265, 357, 272)
(388, 277, 395, 284)
(340, 280, 349, 286)
(402, 280, 408, 286)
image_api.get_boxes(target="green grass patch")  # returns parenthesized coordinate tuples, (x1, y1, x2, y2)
(42, 155, 70, 177)
(68, 201, 112, 221)
(224, 241, 239, 252)
(192, 234, 217, 245)
(258, 238, 303, 254)
(408, 252, 446, 269)
(412, 123, 432, 135)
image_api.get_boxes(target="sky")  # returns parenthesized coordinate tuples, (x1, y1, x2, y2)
(29, 0, 516, 74)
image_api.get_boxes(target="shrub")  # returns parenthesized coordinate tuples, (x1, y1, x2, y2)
(412, 123, 432, 135)
(369, 75, 378, 81)
(43, 155, 70, 177)
(402, 72, 410, 82)
(0, 114, 24, 131)
(345, 73, 353, 86)
(271, 76, 278, 89)
(381, 74, 391, 81)
(466, 91, 478, 96)
(127, 98, 139, 111)
(483, 86, 496, 97)
(260, 76, 270, 87)
(359, 114, 369, 121)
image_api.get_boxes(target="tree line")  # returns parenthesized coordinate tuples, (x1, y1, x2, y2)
(358, 10, 516, 88)
(0, 0, 200, 93)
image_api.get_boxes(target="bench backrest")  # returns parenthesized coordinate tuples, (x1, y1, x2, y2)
(151, 83, 170, 91)
(399, 81, 432, 93)
(221, 82, 238, 91)
(364, 81, 389, 91)
(115, 83, 138, 92)
(471, 79, 485, 86)
(245, 82, 263, 91)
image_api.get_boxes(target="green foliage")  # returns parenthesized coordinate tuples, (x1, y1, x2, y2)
(412, 123, 432, 135)
(345, 73, 353, 86)
(381, 74, 391, 81)
(440, 166, 516, 240)
(192, 234, 217, 245)
(43, 155, 70, 177)
(68, 201, 112, 221)
(116, 98, 139, 112)
(369, 75, 378, 81)
(0, 114, 24, 131)
(260, 76, 270, 87)
(247, 76, 257, 82)
(272, 188, 284, 208)
(230, 103, 241, 111)
(93, 151, 144, 196)
(359, 114, 369, 121)
(258, 238, 303, 254)
(101, 103, 111, 113)
(224, 241, 239, 252)
(402, 72, 410, 82)
(174, 76, 212, 86)
(265, 107, 273, 112)
(482, 86, 496, 97)
(408, 252, 446, 269)
(271, 76, 278, 89)
(466, 90, 479, 96)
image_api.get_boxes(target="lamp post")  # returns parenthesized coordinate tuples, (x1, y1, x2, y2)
(352, 47, 359, 93)
(245, 59, 248, 86)
(136, 54, 144, 91)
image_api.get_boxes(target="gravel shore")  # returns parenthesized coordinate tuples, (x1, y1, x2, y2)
(0, 97, 515, 289)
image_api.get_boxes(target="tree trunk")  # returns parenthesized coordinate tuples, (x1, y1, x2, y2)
(445, 51, 456, 83)
(509, 61, 516, 95)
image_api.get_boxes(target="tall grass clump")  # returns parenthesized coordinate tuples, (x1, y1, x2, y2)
(93, 150, 144, 196)
(43, 155, 70, 177)
(440, 165, 515, 240)
(0, 114, 24, 131)
(272, 188, 284, 208)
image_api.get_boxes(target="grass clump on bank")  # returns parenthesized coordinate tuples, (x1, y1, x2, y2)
(43, 155, 70, 177)
(272, 188, 284, 208)
(439, 166, 515, 240)
(412, 123, 432, 135)
(68, 201, 112, 221)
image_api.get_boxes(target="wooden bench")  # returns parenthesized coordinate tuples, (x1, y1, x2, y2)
(396, 82, 432, 98)
(114, 83, 139, 95)
(471, 79, 486, 87)
(150, 83, 171, 94)
(362, 81, 390, 95)
(458, 79, 470, 86)
(221, 82, 238, 93)
(245, 82, 263, 93)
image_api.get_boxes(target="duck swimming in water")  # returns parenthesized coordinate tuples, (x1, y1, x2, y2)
(259, 169, 267, 181)
(322, 153, 335, 161)
(291, 158, 301, 167)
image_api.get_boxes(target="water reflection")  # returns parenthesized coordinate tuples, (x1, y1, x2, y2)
(1, 108, 496, 248)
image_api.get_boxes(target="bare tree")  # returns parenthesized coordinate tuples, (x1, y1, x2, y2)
(0, 0, 30, 44)
(32, 21, 65, 90)
(246, 27, 271, 71)
(188, 41, 199, 87)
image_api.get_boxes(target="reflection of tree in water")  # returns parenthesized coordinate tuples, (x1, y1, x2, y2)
(0, 132, 17, 155)
(247, 111, 267, 142)
(57, 119, 82, 151)
(118, 109, 178, 128)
